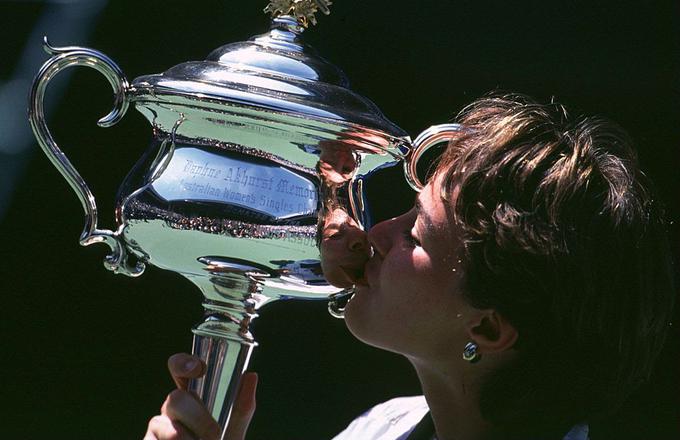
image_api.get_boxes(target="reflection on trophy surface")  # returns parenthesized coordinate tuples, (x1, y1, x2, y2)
(320, 205, 370, 288)
(317, 141, 371, 288)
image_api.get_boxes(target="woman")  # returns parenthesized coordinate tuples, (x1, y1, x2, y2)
(144, 94, 675, 440)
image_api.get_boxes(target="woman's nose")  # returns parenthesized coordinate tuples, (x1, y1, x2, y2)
(367, 216, 398, 258)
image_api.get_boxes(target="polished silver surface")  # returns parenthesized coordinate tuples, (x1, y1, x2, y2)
(28, 37, 143, 277)
(28, 4, 461, 437)
(404, 123, 463, 191)
(130, 14, 407, 149)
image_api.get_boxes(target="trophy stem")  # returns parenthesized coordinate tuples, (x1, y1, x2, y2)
(189, 318, 255, 437)
(185, 265, 270, 439)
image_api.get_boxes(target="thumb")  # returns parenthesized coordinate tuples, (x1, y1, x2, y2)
(224, 372, 258, 440)
(167, 353, 205, 390)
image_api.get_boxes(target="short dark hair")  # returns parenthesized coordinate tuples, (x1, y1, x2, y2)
(435, 93, 675, 437)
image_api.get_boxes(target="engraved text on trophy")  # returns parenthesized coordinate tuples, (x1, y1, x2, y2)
(151, 147, 318, 220)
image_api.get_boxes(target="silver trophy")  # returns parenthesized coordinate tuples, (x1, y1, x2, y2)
(28, 1, 459, 437)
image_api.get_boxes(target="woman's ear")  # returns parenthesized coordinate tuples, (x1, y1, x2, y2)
(465, 310, 518, 354)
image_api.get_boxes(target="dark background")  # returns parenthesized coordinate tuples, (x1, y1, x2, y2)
(1, 1, 678, 439)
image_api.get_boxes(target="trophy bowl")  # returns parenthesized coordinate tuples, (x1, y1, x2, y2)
(28, 1, 461, 436)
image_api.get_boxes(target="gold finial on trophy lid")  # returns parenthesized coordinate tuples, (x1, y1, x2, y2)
(264, 0, 332, 27)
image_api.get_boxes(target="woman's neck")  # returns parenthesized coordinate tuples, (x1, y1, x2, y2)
(409, 358, 494, 440)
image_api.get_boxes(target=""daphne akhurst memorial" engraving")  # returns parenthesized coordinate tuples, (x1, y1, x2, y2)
(151, 147, 318, 219)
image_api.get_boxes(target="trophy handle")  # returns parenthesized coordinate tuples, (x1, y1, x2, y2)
(28, 37, 144, 277)
(404, 123, 463, 191)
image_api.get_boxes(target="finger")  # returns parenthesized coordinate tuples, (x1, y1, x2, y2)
(163, 389, 221, 440)
(144, 415, 196, 440)
(168, 353, 206, 390)
(224, 372, 258, 440)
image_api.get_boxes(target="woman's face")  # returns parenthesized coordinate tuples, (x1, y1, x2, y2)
(344, 175, 475, 361)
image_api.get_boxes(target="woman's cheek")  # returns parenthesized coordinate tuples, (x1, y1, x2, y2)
(380, 252, 416, 286)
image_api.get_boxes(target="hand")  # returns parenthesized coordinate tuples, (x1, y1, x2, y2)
(144, 353, 258, 440)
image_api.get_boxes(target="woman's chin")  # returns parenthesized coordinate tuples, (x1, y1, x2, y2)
(342, 289, 374, 341)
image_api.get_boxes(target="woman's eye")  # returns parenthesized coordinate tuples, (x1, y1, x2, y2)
(403, 230, 421, 247)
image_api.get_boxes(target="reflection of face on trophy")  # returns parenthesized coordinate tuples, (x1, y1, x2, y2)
(318, 141, 358, 185)
(317, 140, 368, 288)
(320, 205, 370, 288)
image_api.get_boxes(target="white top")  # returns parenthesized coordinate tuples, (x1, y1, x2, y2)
(332, 396, 590, 440)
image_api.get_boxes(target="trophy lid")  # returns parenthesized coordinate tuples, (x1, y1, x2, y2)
(130, 2, 408, 146)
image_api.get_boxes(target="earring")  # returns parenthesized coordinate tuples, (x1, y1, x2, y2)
(463, 342, 481, 363)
